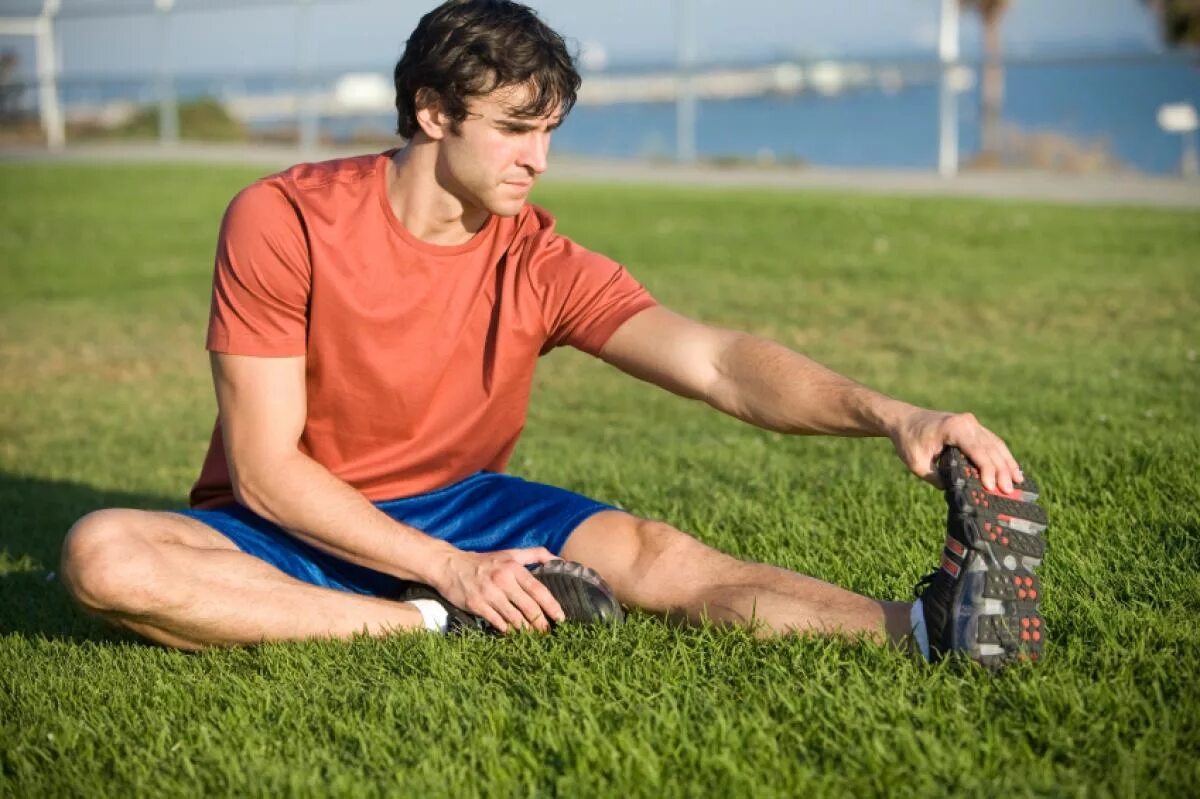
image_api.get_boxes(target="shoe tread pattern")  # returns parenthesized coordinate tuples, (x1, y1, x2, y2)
(957, 486, 1049, 527)
(939, 446, 1048, 669)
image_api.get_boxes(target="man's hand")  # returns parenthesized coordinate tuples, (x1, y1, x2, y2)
(887, 409, 1024, 492)
(432, 548, 567, 633)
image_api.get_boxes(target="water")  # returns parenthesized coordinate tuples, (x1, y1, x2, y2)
(549, 60, 1200, 174)
(58, 58, 1200, 175)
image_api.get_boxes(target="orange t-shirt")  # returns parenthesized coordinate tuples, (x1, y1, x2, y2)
(189, 151, 656, 509)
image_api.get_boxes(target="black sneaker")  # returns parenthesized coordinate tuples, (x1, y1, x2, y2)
(399, 559, 624, 634)
(911, 446, 1047, 669)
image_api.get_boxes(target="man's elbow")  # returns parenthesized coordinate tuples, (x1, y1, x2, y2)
(229, 477, 261, 515)
(227, 453, 292, 520)
(703, 330, 754, 410)
(229, 473, 269, 518)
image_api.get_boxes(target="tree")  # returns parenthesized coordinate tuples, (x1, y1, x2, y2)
(961, 0, 1011, 166)
(1144, 0, 1200, 46)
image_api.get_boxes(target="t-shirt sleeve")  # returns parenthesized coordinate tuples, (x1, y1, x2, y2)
(206, 179, 311, 356)
(523, 230, 657, 356)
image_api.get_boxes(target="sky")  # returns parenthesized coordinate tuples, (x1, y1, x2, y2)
(0, 0, 1168, 79)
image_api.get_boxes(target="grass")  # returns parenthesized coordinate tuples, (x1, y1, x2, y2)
(1, 161, 1198, 797)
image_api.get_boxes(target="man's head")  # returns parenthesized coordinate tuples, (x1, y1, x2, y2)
(393, 0, 580, 140)
(392, 1, 581, 218)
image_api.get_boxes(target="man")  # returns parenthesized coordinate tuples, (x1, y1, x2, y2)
(61, 0, 1044, 668)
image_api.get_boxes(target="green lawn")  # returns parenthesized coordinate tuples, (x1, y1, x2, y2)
(1, 162, 1198, 797)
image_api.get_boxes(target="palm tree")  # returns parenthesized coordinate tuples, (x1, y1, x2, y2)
(961, 0, 1011, 166)
(1144, 0, 1200, 46)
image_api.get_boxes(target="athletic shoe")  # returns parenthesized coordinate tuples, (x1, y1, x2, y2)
(910, 446, 1047, 669)
(400, 559, 624, 634)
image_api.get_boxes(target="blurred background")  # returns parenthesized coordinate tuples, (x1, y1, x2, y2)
(0, 0, 1197, 177)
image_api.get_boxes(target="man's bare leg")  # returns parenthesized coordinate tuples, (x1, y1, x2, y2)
(561, 511, 912, 644)
(60, 509, 423, 650)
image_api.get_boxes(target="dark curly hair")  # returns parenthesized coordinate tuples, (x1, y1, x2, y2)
(393, 0, 581, 139)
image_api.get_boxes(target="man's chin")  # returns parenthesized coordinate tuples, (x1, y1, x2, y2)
(487, 199, 527, 218)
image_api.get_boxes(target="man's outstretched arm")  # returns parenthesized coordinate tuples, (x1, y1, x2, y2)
(598, 306, 1024, 492)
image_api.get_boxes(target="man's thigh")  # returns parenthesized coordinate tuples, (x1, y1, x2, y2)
(61, 509, 242, 607)
(73, 508, 242, 551)
(560, 510, 745, 612)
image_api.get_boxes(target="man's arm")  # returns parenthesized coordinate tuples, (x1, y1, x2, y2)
(211, 352, 565, 632)
(598, 306, 1024, 492)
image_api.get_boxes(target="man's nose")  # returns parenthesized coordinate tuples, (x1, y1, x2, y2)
(519, 131, 550, 175)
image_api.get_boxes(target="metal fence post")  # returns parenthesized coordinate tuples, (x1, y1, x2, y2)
(938, 0, 959, 178)
(35, 0, 65, 149)
(155, 0, 178, 146)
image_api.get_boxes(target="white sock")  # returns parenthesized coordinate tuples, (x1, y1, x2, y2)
(910, 599, 931, 660)
(407, 599, 449, 633)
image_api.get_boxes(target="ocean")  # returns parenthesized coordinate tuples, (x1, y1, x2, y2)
(553, 59, 1200, 174)
(60, 57, 1200, 175)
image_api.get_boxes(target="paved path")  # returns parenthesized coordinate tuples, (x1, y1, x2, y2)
(4, 141, 1199, 209)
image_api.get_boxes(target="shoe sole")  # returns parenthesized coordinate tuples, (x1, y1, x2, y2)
(531, 559, 625, 625)
(939, 447, 1047, 669)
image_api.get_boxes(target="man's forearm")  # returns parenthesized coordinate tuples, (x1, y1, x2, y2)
(231, 450, 454, 584)
(708, 332, 917, 437)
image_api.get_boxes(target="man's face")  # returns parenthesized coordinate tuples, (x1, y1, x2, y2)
(430, 84, 563, 218)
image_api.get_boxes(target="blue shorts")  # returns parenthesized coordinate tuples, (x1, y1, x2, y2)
(175, 471, 615, 598)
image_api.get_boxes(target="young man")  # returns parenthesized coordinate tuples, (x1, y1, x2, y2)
(61, 0, 1044, 667)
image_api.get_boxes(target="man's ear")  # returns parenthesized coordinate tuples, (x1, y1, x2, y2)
(414, 89, 448, 141)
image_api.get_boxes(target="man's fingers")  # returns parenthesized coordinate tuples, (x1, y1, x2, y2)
(981, 458, 1001, 492)
(997, 440, 1024, 485)
(490, 569, 547, 632)
(494, 566, 561, 632)
(514, 567, 566, 624)
(484, 584, 530, 633)
(503, 549, 566, 627)
(956, 442, 998, 491)
(959, 442, 1016, 493)
(979, 435, 1022, 493)
(996, 446, 1021, 492)
(470, 595, 510, 633)
(505, 578, 553, 633)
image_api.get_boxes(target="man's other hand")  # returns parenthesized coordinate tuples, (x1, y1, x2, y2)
(433, 548, 567, 633)
(887, 409, 1024, 493)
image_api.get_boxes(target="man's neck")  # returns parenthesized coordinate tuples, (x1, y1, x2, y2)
(386, 141, 489, 246)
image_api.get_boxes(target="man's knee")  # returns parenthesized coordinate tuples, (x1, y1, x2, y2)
(624, 518, 711, 579)
(61, 509, 161, 615)
(569, 513, 742, 609)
